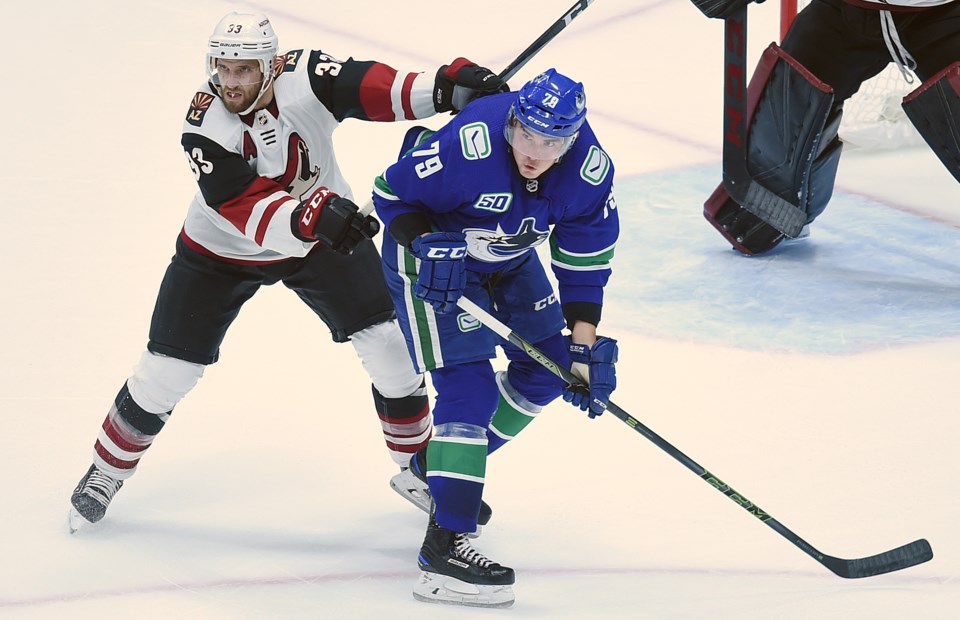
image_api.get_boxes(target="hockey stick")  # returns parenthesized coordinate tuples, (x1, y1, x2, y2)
(359, 0, 595, 219)
(497, 0, 594, 82)
(720, 7, 806, 237)
(455, 295, 934, 579)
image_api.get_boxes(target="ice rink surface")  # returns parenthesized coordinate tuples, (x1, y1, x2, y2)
(2, 1, 958, 618)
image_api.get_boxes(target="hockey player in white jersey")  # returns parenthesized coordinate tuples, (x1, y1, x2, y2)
(68, 11, 506, 531)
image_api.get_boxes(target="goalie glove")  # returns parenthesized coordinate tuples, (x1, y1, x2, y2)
(292, 187, 380, 255)
(434, 57, 508, 113)
(690, 0, 765, 20)
(410, 232, 468, 314)
(563, 336, 618, 419)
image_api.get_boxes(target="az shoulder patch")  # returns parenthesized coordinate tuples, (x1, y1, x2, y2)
(281, 49, 303, 74)
(186, 92, 215, 127)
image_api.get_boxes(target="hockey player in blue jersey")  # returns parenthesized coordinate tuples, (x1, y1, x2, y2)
(372, 69, 620, 607)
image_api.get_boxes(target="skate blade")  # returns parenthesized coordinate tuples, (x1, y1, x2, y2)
(67, 507, 90, 534)
(389, 469, 432, 515)
(412, 571, 514, 608)
(389, 472, 482, 538)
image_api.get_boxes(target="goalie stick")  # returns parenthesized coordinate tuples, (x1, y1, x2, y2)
(720, 6, 806, 237)
(455, 295, 934, 579)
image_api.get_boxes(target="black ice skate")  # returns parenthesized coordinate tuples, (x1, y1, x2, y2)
(389, 449, 492, 536)
(69, 464, 123, 533)
(413, 517, 515, 607)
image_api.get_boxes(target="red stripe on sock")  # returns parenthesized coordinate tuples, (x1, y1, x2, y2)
(102, 417, 151, 453)
(95, 441, 141, 471)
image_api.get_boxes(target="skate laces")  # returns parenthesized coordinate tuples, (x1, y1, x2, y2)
(83, 468, 122, 506)
(453, 533, 494, 568)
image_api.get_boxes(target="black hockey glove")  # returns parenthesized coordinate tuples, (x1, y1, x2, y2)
(690, 0, 765, 19)
(434, 57, 508, 113)
(292, 187, 379, 255)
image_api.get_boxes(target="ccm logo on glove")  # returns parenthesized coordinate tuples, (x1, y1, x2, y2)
(299, 187, 332, 229)
(292, 186, 380, 254)
(424, 246, 467, 260)
(410, 232, 468, 314)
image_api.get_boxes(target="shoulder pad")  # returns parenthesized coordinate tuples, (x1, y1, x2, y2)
(185, 90, 217, 128)
(278, 49, 305, 75)
(182, 84, 241, 150)
(457, 121, 494, 161)
(576, 143, 612, 187)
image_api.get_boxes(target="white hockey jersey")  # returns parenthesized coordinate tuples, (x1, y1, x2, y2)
(844, 0, 955, 9)
(180, 49, 437, 263)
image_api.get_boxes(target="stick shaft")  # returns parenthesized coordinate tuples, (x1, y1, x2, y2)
(497, 0, 595, 83)
(455, 296, 933, 578)
(360, 2, 595, 218)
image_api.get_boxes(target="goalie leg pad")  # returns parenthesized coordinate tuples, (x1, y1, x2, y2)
(704, 183, 785, 255)
(708, 44, 842, 254)
(746, 44, 842, 225)
(903, 62, 960, 184)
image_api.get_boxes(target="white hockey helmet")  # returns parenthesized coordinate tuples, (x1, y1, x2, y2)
(206, 12, 279, 113)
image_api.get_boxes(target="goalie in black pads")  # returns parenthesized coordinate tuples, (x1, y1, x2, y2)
(698, 0, 960, 255)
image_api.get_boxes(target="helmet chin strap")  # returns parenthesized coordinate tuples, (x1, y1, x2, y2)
(238, 68, 275, 116)
(208, 57, 276, 116)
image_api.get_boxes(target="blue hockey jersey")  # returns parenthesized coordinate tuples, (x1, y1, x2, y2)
(372, 91, 618, 308)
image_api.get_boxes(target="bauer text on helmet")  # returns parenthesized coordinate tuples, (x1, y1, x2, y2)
(206, 12, 279, 115)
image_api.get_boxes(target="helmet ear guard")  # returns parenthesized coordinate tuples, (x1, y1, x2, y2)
(206, 11, 279, 114)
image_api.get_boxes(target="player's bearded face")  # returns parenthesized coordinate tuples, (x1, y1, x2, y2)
(215, 59, 266, 114)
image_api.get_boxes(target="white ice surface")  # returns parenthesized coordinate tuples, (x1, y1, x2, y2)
(2, 1, 958, 618)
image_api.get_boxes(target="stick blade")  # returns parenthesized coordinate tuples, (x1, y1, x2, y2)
(824, 539, 933, 579)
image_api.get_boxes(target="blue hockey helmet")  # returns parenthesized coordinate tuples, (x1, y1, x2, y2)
(506, 69, 586, 159)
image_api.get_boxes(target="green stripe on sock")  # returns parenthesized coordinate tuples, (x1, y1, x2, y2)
(427, 438, 487, 481)
(489, 394, 537, 438)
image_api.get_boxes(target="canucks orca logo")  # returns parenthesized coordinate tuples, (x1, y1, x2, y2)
(462, 217, 549, 262)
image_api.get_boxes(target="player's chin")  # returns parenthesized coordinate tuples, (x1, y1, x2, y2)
(222, 94, 251, 114)
(517, 162, 544, 179)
